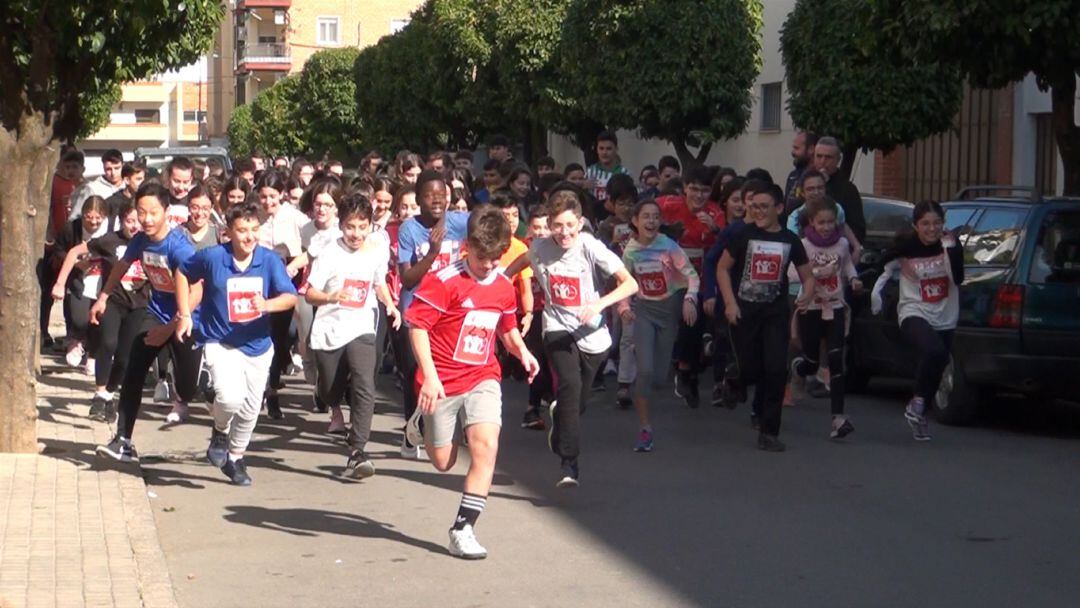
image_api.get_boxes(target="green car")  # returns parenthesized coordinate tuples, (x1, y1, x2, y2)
(849, 186, 1080, 425)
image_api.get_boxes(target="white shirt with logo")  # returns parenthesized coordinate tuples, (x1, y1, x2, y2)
(306, 238, 389, 351)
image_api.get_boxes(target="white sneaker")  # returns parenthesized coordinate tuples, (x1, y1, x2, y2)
(165, 402, 189, 423)
(84, 357, 96, 377)
(65, 343, 85, 368)
(448, 525, 488, 560)
(399, 435, 427, 461)
(153, 380, 172, 404)
(405, 409, 425, 448)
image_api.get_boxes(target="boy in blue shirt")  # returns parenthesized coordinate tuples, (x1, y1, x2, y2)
(174, 202, 298, 486)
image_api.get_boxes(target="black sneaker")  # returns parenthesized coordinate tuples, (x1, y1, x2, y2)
(265, 394, 284, 420)
(206, 429, 229, 468)
(221, 458, 252, 486)
(757, 434, 786, 452)
(556, 459, 579, 488)
(521, 407, 545, 430)
(95, 436, 138, 462)
(343, 450, 376, 480)
(88, 394, 108, 421)
(674, 372, 700, 408)
(830, 417, 855, 440)
(615, 384, 632, 409)
(102, 399, 118, 424)
(710, 384, 725, 408)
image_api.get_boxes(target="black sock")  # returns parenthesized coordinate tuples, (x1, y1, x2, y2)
(451, 493, 486, 531)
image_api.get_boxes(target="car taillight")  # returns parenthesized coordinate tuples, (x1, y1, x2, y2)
(989, 284, 1024, 328)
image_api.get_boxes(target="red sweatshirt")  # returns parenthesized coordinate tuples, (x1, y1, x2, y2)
(657, 194, 725, 273)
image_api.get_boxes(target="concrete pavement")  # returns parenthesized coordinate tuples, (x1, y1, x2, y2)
(135, 372, 1080, 608)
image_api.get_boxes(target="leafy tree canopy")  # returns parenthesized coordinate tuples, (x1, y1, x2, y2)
(298, 47, 363, 159)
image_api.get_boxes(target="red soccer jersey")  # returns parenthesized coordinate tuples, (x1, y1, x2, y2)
(405, 259, 518, 396)
(657, 194, 726, 273)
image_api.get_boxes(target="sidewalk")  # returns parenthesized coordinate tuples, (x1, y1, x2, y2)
(0, 342, 177, 608)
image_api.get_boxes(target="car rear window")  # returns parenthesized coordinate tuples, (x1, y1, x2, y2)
(1029, 210, 1080, 284)
(962, 207, 1028, 265)
(864, 202, 913, 236)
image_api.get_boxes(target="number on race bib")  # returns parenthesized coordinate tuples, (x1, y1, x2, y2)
(227, 277, 264, 323)
(548, 274, 581, 307)
(452, 310, 500, 365)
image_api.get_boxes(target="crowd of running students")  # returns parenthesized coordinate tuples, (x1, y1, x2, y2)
(40, 129, 962, 559)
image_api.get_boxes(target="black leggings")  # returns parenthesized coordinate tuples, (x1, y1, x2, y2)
(795, 308, 847, 415)
(901, 317, 954, 404)
(94, 300, 147, 391)
(543, 331, 607, 462)
(525, 317, 553, 407)
(674, 292, 705, 374)
(730, 305, 790, 436)
(392, 323, 418, 431)
(116, 315, 203, 440)
(267, 310, 294, 391)
(64, 291, 94, 343)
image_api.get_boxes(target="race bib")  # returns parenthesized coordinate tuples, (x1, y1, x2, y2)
(749, 241, 785, 282)
(142, 252, 175, 292)
(340, 278, 371, 309)
(549, 274, 582, 307)
(919, 277, 949, 303)
(635, 260, 668, 298)
(166, 206, 189, 229)
(453, 310, 500, 365)
(82, 257, 103, 298)
(227, 276, 264, 323)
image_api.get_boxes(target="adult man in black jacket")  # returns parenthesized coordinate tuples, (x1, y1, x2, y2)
(783, 130, 817, 218)
(813, 136, 866, 243)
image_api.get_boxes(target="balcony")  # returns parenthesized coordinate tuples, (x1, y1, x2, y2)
(236, 0, 291, 9)
(235, 42, 291, 74)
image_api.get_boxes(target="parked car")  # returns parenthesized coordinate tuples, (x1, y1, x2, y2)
(134, 146, 232, 176)
(848, 186, 1080, 425)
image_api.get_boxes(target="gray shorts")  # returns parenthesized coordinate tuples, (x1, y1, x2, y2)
(423, 379, 503, 448)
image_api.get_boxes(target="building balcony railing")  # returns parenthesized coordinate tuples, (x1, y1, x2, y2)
(235, 43, 291, 72)
(236, 0, 291, 9)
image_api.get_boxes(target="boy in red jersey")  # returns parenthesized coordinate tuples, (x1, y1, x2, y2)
(405, 205, 540, 560)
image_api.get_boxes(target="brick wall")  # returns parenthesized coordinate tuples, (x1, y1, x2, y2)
(873, 149, 906, 198)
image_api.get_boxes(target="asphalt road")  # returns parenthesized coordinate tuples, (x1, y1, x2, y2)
(128, 372, 1080, 608)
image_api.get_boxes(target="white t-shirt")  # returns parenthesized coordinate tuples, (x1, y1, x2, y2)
(528, 232, 625, 354)
(259, 203, 310, 259)
(307, 237, 389, 351)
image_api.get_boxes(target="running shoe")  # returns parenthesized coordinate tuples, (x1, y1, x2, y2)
(633, 428, 654, 453)
(400, 436, 419, 460)
(165, 401, 189, 423)
(328, 407, 346, 435)
(615, 384, 632, 409)
(806, 375, 831, 398)
(674, 372, 700, 409)
(221, 458, 252, 486)
(343, 450, 376, 480)
(84, 358, 95, 377)
(405, 408, 425, 448)
(88, 393, 109, 421)
(789, 357, 806, 389)
(547, 400, 559, 454)
(556, 459, 579, 488)
(904, 402, 931, 441)
(153, 379, 172, 404)
(206, 429, 229, 468)
(64, 342, 85, 368)
(521, 407, 545, 430)
(830, 417, 855, 440)
(95, 436, 138, 462)
(757, 434, 786, 452)
(264, 394, 284, 420)
(448, 524, 488, 560)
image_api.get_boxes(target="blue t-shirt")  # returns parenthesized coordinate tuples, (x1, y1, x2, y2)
(397, 211, 469, 314)
(181, 243, 297, 356)
(122, 228, 196, 323)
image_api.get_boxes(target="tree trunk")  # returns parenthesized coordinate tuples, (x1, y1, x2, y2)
(1051, 78, 1080, 196)
(672, 135, 714, 170)
(0, 114, 56, 452)
(839, 143, 858, 183)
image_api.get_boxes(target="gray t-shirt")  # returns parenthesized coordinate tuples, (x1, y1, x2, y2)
(528, 232, 625, 354)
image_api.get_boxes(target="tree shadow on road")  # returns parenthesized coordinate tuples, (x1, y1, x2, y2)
(222, 505, 447, 555)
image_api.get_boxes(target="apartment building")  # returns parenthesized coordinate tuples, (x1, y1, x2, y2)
(206, 0, 424, 141)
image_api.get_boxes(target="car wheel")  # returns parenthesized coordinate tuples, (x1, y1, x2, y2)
(932, 356, 979, 426)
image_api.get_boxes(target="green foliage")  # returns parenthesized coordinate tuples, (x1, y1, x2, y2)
(298, 47, 363, 158)
(248, 75, 307, 157)
(0, 0, 224, 140)
(866, 0, 1080, 90)
(226, 104, 256, 159)
(559, 0, 763, 163)
(76, 81, 122, 141)
(780, 0, 964, 156)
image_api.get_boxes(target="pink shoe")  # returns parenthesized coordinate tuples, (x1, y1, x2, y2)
(327, 407, 346, 434)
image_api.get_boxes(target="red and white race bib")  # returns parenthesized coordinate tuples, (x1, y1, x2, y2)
(819, 274, 839, 293)
(340, 278, 372, 309)
(749, 242, 784, 282)
(549, 274, 582, 307)
(452, 310, 500, 365)
(227, 276, 263, 323)
(635, 260, 668, 298)
(418, 241, 456, 273)
(919, 277, 949, 303)
(142, 252, 175, 293)
(166, 205, 189, 229)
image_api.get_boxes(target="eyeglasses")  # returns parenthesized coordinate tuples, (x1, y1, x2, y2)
(314, 202, 336, 209)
